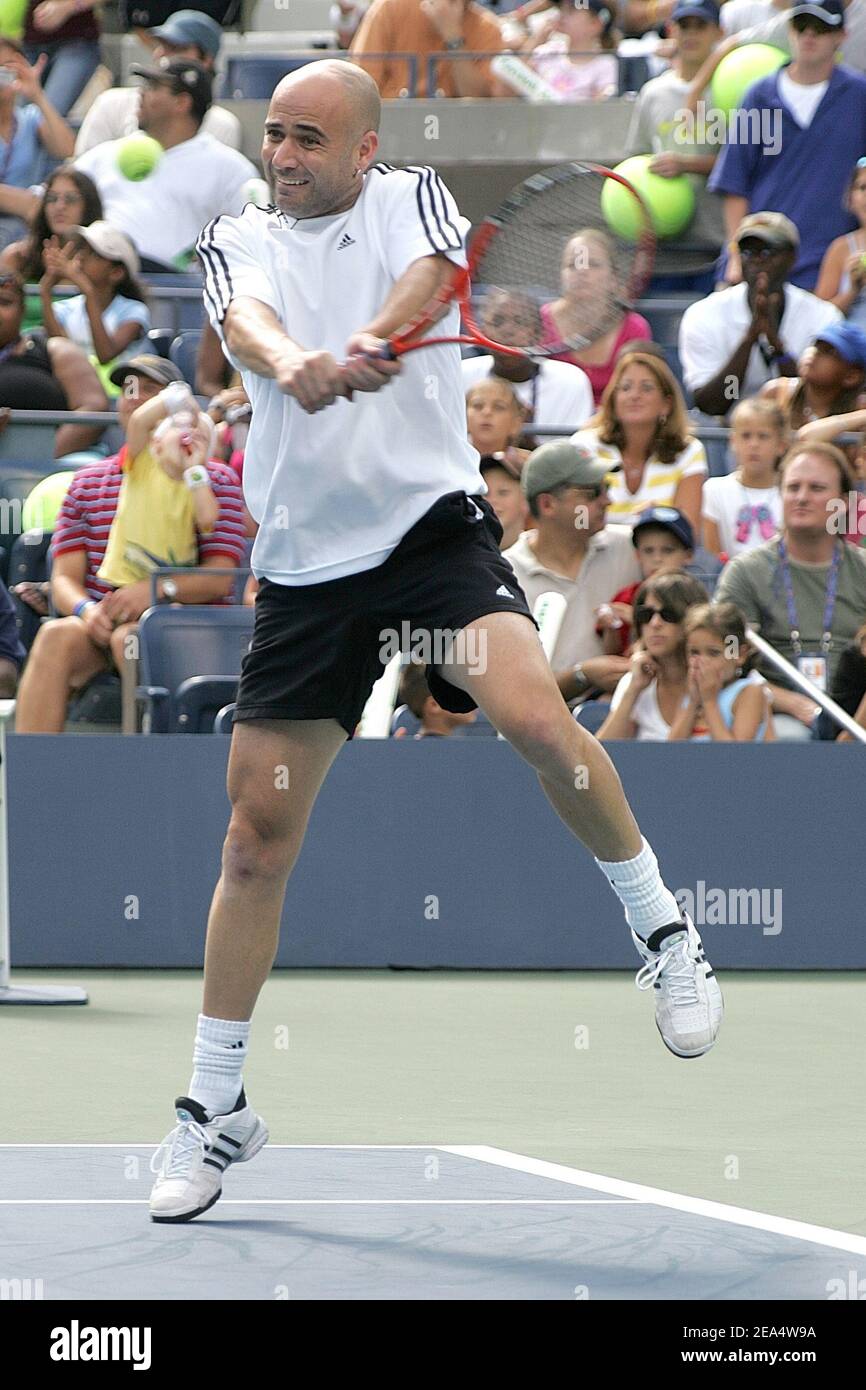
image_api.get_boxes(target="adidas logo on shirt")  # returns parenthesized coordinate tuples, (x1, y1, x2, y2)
(337, 233, 355, 249)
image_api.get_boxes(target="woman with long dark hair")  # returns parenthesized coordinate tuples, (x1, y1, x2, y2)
(0, 162, 102, 281)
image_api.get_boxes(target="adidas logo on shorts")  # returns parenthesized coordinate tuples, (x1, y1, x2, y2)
(496, 584, 514, 598)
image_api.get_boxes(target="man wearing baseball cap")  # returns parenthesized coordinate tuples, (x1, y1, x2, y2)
(680, 209, 842, 416)
(625, 0, 724, 279)
(708, 0, 866, 292)
(75, 11, 240, 155)
(15, 352, 247, 734)
(503, 440, 640, 699)
(75, 58, 257, 271)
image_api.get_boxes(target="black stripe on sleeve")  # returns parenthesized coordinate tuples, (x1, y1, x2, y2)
(427, 169, 463, 250)
(197, 216, 234, 324)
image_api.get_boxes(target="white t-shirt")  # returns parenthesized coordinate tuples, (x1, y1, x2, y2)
(75, 132, 258, 266)
(701, 473, 782, 557)
(198, 165, 483, 586)
(460, 355, 593, 432)
(74, 87, 242, 155)
(777, 70, 829, 128)
(719, 0, 776, 35)
(53, 291, 151, 358)
(679, 282, 842, 398)
(570, 427, 707, 525)
(610, 673, 671, 740)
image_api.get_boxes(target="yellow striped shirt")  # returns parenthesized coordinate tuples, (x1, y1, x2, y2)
(571, 429, 708, 525)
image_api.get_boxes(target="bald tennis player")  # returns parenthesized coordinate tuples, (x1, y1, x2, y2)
(148, 60, 722, 1223)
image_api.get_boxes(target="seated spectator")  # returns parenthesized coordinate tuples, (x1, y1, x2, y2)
(466, 375, 532, 462)
(75, 59, 258, 272)
(816, 616, 866, 737)
(596, 570, 709, 738)
(572, 350, 707, 532)
(393, 659, 478, 736)
(679, 212, 842, 417)
(541, 229, 651, 404)
(503, 440, 640, 703)
(0, 577, 26, 695)
(0, 269, 107, 455)
(75, 10, 242, 155)
(716, 441, 866, 737)
(816, 156, 866, 326)
(702, 398, 785, 558)
(597, 504, 695, 655)
(38, 221, 150, 381)
(351, 0, 506, 97)
(625, 0, 724, 262)
(0, 37, 75, 252)
(699, 0, 866, 85)
(461, 290, 594, 432)
(760, 322, 866, 442)
(669, 599, 775, 739)
(518, 0, 619, 101)
(20, 0, 101, 117)
(479, 450, 528, 550)
(706, 1, 866, 290)
(14, 353, 246, 734)
(0, 163, 101, 283)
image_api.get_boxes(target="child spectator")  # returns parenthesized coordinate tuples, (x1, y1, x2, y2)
(38, 221, 150, 388)
(525, 0, 619, 101)
(761, 322, 866, 434)
(97, 377, 220, 591)
(393, 660, 477, 738)
(701, 398, 785, 559)
(816, 157, 866, 329)
(597, 504, 695, 656)
(597, 570, 708, 739)
(668, 600, 774, 740)
(479, 452, 529, 552)
(466, 376, 532, 464)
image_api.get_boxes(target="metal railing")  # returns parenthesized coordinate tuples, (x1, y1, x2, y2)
(746, 629, 866, 745)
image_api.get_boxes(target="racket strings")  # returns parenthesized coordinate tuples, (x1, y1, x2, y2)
(468, 167, 651, 360)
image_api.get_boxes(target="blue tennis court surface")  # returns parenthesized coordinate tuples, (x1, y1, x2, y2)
(1, 1144, 863, 1300)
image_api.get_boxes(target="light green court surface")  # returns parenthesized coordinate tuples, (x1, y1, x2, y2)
(3, 970, 864, 1237)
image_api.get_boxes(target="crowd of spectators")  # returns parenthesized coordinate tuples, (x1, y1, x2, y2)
(2, 0, 866, 746)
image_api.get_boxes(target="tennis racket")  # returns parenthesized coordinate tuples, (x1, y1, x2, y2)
(363, 162, 656, 366)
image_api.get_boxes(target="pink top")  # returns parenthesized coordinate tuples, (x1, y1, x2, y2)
(531, 38, 618, 101)
(539, 307, 652, 405)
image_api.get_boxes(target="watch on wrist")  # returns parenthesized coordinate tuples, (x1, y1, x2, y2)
(160, 578, 178, 603)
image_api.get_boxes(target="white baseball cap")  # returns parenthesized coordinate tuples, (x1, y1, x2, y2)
(68, 221, 140, 278)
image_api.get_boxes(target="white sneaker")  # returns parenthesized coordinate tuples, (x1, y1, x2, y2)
(149, 1092, 268, 1223)
(633, 913, 723, 1059)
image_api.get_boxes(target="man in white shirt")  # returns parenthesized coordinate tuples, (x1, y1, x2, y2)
(147, 61, 723, 1227)
(461, 289, 594, 432)
(75, 59, 257, 271)
(75, 10, 241, 155)
(679, 211, 841, 414)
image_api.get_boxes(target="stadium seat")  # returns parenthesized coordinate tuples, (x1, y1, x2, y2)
(248, 0, 334, 29)
(147, 329, 173, 359)
(0, 422, 56, 467)
(0, 473, 47, 585)
(169, 331, 203, 389)
(220, 54, 325, 100)
(136, 605, 255, 734)
(213, 703, 236, 735)
(7, 528, 51, 653)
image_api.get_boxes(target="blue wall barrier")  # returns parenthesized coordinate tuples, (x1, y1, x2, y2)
(7, 736, 863, 970)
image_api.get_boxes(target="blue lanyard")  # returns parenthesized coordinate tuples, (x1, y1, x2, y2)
(777, 536, 841, 658)
(0, 113, 19, 186)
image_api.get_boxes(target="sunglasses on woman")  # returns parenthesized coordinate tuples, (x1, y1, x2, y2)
(635, 603, 682, 627)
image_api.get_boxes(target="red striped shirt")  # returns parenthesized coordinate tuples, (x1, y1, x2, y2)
(50, 452, 247, 603)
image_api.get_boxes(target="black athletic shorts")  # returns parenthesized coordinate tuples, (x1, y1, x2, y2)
(234, 490, 536, 736)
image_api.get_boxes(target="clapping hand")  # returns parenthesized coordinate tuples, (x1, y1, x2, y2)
(629, 646, 658, 693)
(40, 236, 85, 291)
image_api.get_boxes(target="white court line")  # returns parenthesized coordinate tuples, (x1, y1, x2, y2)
(0, 1198, 635, 1206)
(443, 1146, 866, 1257)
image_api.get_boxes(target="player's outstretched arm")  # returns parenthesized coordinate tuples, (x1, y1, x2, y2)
(224, 296, 346, 414)
(342, 254, 455, 393)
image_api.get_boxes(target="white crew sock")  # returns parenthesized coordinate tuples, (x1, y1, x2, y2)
(188, 1014, 250, 1117)
(595, 837, 682, 946)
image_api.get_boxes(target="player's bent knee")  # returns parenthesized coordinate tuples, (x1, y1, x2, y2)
(498, 702, 572, 768)
(221, 813, 301, 886)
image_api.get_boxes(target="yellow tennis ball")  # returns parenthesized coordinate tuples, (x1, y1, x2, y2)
(22, 472, 75, 534)
(116, 134, 163, 182)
